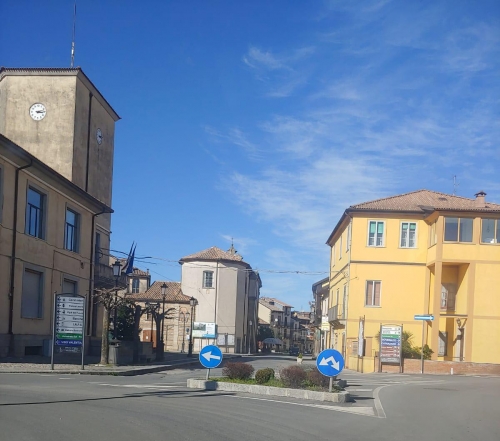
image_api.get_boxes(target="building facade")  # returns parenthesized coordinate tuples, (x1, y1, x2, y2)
(0, 134, 111, 356)
(179, 246, 261, 354)
(258, 297, 294, 350)
(326, 190, 500, 370)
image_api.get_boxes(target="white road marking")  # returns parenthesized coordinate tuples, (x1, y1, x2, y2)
(349, 389, 373, 392)
(373, 385, 388, 419)
(223, 395, 376, 417)
(96, 383, 178, 389)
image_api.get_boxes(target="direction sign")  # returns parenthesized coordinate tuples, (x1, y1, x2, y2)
(199, 345, 223, 369)
(380, 325, 402, 363)
(316, 349, 345, 377)
(54, 295, 84, 346)
(414, 314, 434, 321)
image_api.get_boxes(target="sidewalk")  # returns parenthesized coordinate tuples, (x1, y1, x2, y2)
(0, 352, 242, 376)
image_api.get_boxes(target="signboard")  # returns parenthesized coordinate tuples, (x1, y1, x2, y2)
(321, 314, 329, 331)
(357, 316, 365, 357)
(192, 322, 217, 339)
(380, 325, 402, 363)
(414, 314, 434, 321)
(316, 348, 345, 377)
(217, 334, 227, 346)
(199, 345, 223, 369)
(51, 293, 86, 370)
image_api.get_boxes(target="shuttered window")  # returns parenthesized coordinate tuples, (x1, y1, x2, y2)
(438, 332, 448, 356)
(365, 281, 381, 306)
(368, 221, 385, 247)
(21, 269, 43, 318)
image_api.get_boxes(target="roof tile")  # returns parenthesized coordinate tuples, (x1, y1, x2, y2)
(126, 281, 190, 303)
(180, 246, 245, 263)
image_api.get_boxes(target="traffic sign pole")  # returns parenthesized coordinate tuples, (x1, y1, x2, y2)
(329, 377, 333, 393)
(51, 292, 56, 371)
(421, 320, 425, 374)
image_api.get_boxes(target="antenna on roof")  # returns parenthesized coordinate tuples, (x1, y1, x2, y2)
(70, 2, 76, 68)
(453, 175, 459, 196)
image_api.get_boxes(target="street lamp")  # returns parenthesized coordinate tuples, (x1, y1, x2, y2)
(187, 297, 198, 358)
(179, 311, 190, 353)
(112, 260, 122, 340)
(159, 282, 168, 361)
(248, 320, 253, 355)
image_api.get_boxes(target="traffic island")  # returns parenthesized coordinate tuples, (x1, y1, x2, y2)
(186, 378, 350, 403)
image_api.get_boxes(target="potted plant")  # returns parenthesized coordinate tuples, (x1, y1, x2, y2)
(297, 353, 303, 364)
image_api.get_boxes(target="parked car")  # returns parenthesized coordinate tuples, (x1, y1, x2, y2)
(289, 347, 300, 356)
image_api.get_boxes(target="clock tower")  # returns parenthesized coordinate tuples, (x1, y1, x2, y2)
(0, 67, 120, 209)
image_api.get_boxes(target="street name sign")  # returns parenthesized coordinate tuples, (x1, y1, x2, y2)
(414, 314, 434, 321)
(199, 345, 223, 369)
(316, 349, 345, 377)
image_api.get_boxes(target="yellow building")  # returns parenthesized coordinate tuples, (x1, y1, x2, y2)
(326, 190, 500, 370)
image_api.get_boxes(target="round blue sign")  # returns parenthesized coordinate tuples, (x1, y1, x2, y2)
(316, 349, 345, 377)
(199, 345, 223, 369)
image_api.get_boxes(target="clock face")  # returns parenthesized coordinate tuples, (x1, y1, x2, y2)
(96, 128, 103, 145)
(29, 103, 47, 121)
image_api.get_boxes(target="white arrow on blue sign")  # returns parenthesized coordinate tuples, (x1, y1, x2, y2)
(316, 349, 345, 377)
(199, 345, 223, 369)
(414, 314, 434, 321)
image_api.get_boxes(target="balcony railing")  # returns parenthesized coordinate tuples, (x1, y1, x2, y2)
(94, 263, 127, 290)
(328, 304, 345, 322)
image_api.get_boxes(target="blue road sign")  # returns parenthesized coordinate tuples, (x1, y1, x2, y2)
(199, 345, 223, 369)
(316, 349, 345, 377)
(55, 339, 82, 347)
(414, 314, 434, 321)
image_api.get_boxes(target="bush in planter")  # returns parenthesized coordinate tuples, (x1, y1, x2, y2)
(280, 365, 307, 388)
(305, 369, 329, 388)
(222, 362, 254, 380)
(297, 353, 303, 359)
(255, 368, 275, 384)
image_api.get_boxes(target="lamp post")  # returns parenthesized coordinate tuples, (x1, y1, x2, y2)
(112, 260, 122, 340)
(187, 297, 198, 358)
(247, 320, 253, 355)
(179, 311, 190, 353)
(159, 282, 167, 361)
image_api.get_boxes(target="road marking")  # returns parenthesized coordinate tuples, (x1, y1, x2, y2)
(223, 395, 377, 417)
(96, 383, 178, 389)
(349, 388, 373, 392)
(373, 385, 388, 419)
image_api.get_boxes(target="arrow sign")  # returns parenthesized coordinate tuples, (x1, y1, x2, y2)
(199, 345, 223, 369)
(414, 314, 434, 321)
(316, 349, 344, 377)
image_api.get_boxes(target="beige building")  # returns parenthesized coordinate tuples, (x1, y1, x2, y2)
(0, 134, 112, 356)
(0, 67, 121, 354)
(179, 246, 261, 353)
(258, 297, 294, 350)
(127, 281, 191, 352)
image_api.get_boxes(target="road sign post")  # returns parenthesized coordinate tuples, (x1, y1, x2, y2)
(199, 345, 223, 379)
(51, 293, 86, 370)
(316, 349, 345, 392)
(414, 314, 434, 374)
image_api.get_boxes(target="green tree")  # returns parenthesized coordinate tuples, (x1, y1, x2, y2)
(115, 302, 138, 341)
(257, 326, 274, 342)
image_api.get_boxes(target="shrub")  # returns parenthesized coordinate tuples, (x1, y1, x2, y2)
(305, 369, 329, 388)
(222, 362, 254, 380)
(297, 353, 303, 359)
(280, 365, 307, 388)
(255, 368, 275, 384)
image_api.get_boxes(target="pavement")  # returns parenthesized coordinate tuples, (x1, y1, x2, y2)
(0, 351, 243, 375)
(1, 355, 499, 440)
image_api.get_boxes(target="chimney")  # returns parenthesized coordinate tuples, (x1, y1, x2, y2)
(474, 191, 487, 207)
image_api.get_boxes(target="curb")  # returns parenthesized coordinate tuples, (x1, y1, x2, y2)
(187, 378, 350, 403)
(0, 355, 242, 376)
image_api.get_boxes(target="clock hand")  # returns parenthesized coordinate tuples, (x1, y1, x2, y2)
(36, 110, 46, 113)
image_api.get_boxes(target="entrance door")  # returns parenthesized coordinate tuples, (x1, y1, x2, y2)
(143, 330, 157, 348)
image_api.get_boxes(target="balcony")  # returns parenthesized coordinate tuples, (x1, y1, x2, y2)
(328, 305, 346, 328)
(94, 263, 127, 290)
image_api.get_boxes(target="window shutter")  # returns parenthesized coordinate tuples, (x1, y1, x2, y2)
(21, 269, 43, 318)
(374, 282, 381, 306)
(365, 282, 373, 305)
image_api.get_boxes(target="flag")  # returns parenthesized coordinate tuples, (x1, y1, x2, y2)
(122, 242, 136, 275)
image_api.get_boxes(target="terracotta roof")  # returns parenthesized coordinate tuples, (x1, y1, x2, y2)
(126, 281, 190, 303)
(259, 298, 282, 312)
(350, 190, 500, 213)
(180, 246, 245, 263)
(262, 297, 293, 308)
(117, 259, 149, 277)
(258, 318, 270, 326)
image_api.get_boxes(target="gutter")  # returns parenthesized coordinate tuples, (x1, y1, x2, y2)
(8, 159, 33, 354)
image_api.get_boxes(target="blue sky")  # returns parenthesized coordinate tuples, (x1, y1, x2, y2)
(2, 1, 499, 310)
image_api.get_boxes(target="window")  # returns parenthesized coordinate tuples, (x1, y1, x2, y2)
(132, 278, 140, 293)
(365, 281, 381, 306)
(368, 221, 385, 247)
(342, 285, 347, 318)
(429, 221, 437, 246)
(438, 331, 448, 356)
(481, 219, 500, 244)
(62, 279, 77, 294)
(64, 208, 79, 251)
(440, 284, 456, 311)
(400, 222, 417, 248)
(94, 232, 101, 264)
(21, 268, 43, 318)
(0, 165, 3, 224)
(339, 235, 342, 259)
(444, 217, 473, 242)
(203, 271, 214, 288)
(346, 224, 351, 251)
(25, 187, 45, 239)
(332, 244, 335, 266)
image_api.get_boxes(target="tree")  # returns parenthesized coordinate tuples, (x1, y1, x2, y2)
(94, 287, 130, 365)
(257, 326, 274, 342)
(115, 303, 138, 341)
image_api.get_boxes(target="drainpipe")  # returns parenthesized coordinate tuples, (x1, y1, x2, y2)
(8, 159, 33, 354)
(85, 92, 93, 192)
(86, 208, 107, 336)
(344, 213, 353, 362)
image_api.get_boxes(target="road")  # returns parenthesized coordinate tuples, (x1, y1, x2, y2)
(1, 355, 499, 441)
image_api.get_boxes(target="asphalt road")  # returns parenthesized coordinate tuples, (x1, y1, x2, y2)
(1, 356, 499, 441)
